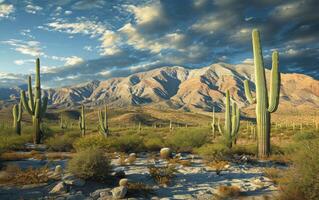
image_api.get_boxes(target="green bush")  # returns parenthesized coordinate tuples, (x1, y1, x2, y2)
(73, 135, 110, 152)
(194, 143, 230, 161)
(110, 134, 144, 152)
(167, 128, 209, 152)
(144, 137, 164, 151)
(279, 139, 319, 200)
(45, 130, 80, 152)
(0, 134, 32, 153)
(67, 148, 111, 180)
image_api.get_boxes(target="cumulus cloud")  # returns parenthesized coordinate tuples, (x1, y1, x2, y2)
(72, 0, 105, 10)
(25, 4, 43, 14)
(2, 39, 43, 56)
(0, 3, 14, 19)
(64, 56, 84, 66)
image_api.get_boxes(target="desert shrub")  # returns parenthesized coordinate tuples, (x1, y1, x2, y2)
(231, 144, 257, 156)
(67, 148, 111, 180)
(194, 143, 231, 161)
(73, 135, 110, 151)
(0, 165, 50, 185)
(0, 150, 45, 161)
(292, 131, 317, 142)
(167, 128, 209, 152)
(127, 182, 155, 198)
(217, 185, 241, 198)
(46, 133, 78, 152)
(0, 134, 32, 153)
(110, 134, 144, 152)
(143, 137, 164, 151)
(148, 164, 177, 186)
(263, 167, 284, 184)
(278, 139, 319, 200)
(206, 160, 229, 175)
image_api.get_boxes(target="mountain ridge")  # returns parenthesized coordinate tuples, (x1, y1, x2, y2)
(1, 63, 318, 113)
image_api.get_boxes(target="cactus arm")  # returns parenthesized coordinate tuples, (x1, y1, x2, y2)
(27, 76, 35, 112)
(217, 117, 225, 136)
(17, 101, 22, 122)
(104, 106, 108, 129)
(231, 102, 237, 136)
(268, 51, 280, 113)
(234, 104, 240, 133)
(21, 90, 33, 115)
(244, 80, 256, 104)
(79, 116, 82, 129)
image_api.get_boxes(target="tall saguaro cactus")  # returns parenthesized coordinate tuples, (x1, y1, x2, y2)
(243, 29, 280, 158)
(218, 90, 240, 148)
(20, 58, 48, 144)
(98, 105, 109, 137)
(12, 101, 23, 135)
(79, 105, 86, 136)
(211, 107, 216, 138)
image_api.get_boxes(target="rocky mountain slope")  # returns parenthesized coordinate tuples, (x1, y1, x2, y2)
(2, 63, 319, 113)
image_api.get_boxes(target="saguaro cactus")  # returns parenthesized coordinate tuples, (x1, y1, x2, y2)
(20, 58, 48, 144)
(211, 107, 216, 138)
(243, 29, 280, 158)
(79, 105, 86, 136)
(12, 101, 23, 135)
(98, 105, 109, 137)
(217, 90, 240, 148)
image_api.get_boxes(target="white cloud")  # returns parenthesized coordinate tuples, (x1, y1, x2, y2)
(99, 31, 121, 55)
(126, 3, 161, 25)
(0, 3, 14, 19)
(64, 56, 84, 66)
(14, 59, 34, 65)
(2, 39, 43, 56)
(25, 4, 43, 14)
(83, 45, 93, 51)
(46, 20, 107, 37)
(64, 10, 72, 15)
(271, 2, 302, 19)
(242, 58, 253, 64)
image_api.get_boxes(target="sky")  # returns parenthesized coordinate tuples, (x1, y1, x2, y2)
(0, 0, 318, 88)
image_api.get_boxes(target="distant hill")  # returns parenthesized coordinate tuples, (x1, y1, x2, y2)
(1, 63, 319, 113)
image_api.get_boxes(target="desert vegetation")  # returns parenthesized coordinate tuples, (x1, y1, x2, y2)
(0, 29, 318, 200)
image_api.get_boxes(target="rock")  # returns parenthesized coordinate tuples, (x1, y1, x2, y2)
(113, 167, 126, 178)
(127, 153, 136, 164)
(66, 192, 86, 200)
(119, 178, 128, 187)
(160, 148, 171, 159)
(0, 171, 11, 181)
(111, 186, 127, 199)
(65, 178, 85, 187)
(63, 174, 85, 186)
(90, 188, 111, 199)
(50, 182, 67, 194)
(173, 194, 193, 199)
(55, 165, 63, 175)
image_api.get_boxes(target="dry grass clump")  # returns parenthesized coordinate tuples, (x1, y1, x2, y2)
(127, 182, 155, 198)
(148, 164, 177, 186)
(168, 158, 192, 167)
(206, 160, 229, 175)
(263, 167, 284, 184)
(0, 165, 50, 185)
(217, 185, 241, 198)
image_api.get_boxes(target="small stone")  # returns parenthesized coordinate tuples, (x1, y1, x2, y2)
(50, 182, 67, 194)
(111, 186, 127, 199)
(119, 178, 128, 187)
(90, 188, 111, 199)
(173, 194, 193, 199)
(160, 148, 171, 159)
(54, 165, 63, 175)
(65, 178, 85, 187)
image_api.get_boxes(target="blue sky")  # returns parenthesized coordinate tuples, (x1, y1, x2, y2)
(0, 0, 318, 88)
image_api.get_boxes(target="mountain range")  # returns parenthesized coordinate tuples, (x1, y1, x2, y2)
(1, 62, 318, 113)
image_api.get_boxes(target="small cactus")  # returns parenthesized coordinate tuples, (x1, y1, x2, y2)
(12, 101, 23, 135)
(217, 90, 240, 148)
(98, 105, 109, 137)
(60, 114, 67, 129)
(211, 107, 216, 138)
(79, 105, 86, 136)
